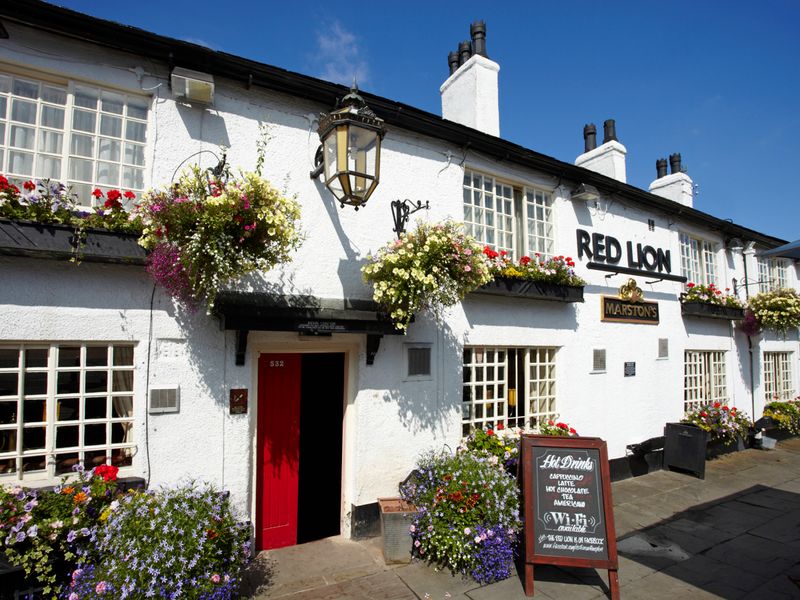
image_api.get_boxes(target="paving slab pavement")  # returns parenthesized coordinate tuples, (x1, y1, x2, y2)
(243, 438, 800, 599)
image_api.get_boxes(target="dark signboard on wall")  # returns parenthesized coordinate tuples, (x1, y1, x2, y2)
(601, 296, 659, 325)
(520, 435, 619, 598)
(229, 389, 248, 414)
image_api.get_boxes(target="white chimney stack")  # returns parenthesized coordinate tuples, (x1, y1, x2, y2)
(575, 119, 627, 183)
(440, 21, 500, 137)
(649, 154, 694, 207)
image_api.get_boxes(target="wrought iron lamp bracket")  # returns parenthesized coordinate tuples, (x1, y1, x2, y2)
(391, 199, 430, 238)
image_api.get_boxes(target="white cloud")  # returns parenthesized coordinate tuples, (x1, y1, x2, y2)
(314, 22, 369, 87)
(182, 37, 220, 51)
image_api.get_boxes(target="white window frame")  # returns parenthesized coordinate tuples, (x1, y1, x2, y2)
(763, 351, 794, 401)
(462, 346, 557, 435)
(0, 343, 136, 484)
(757, 257, 789, 293)
(679, 233, 718, 287)
(684, 350, 728, 411)
(0, 66, 149, 207)
(463, 169, 555, 259)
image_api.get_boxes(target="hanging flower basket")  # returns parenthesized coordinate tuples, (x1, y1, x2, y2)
(747, 288, 800, 337)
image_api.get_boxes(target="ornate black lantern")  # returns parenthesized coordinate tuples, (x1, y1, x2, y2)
(311, 85, 386, 210)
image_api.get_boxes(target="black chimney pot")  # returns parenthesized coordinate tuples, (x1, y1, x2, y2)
(458, 41, 472, 66)
(669, 153, 682, 174)
(603, 119, 617, 143)
(470, 21, 487, 57)
(656, 158, 668, 179)
(448, 51, 459, 75)
(583, 124, 597, 152)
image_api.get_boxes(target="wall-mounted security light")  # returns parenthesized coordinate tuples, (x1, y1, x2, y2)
(571, 183, 601, 203)
(310, 84, 386, 210)
(725, 237, 744, 252)
(171, 67, 215, 105)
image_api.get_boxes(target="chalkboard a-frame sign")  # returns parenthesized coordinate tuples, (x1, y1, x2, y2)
(520, 435, 619, 599)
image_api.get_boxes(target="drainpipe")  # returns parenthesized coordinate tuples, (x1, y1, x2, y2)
(742, 243, 756, 425)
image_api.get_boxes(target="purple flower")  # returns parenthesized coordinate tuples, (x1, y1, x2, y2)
(15, 531, 25, 543)
(27, 525, 38, 538)
(67, 530, 77, 543)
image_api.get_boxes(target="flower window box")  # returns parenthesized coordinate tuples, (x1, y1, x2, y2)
(680, 301, 745, 321)
(0, 218, 146, 264)
(473, 277, 584, 303)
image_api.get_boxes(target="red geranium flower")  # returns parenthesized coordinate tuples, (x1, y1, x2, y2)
(496, 423, 504, 430)
(23, 180, 36, 191)
(520, 256, 531, 266)
(569, 427, 577, 435)
(93, 464, 119, 482)
(0, 175, 8, 188)
(92, 188, 104, 199)
(486, 429, 494, 436)
(687, 282, 695, 288)
(123, 191, 136, 199)
(713, 401, 721, 409)
(107, 189, 122, 202)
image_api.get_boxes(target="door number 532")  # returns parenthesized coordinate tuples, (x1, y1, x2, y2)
(269, 360, 285, 367)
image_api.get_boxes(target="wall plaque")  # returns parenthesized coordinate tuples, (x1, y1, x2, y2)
(229, 388, 248, 414)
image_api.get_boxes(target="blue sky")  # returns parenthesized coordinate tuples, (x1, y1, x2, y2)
(53, 1, 799, 241)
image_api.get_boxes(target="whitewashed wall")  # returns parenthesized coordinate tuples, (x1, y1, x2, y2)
(1, 23, 798, 537)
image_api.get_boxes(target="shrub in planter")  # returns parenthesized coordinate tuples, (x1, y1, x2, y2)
(482, 247, 585, 287)
(763, 399, 800, 435)
(461, 420, 579, 475)
(0, 174, 143, 235)
(681, 282, 743, 308)
(682, 402, 751, 444)
(65, 482, 251, 599)
(399, 450, 521, 584)
(0, 465, 120, 595)
(461, 425, 522, 473)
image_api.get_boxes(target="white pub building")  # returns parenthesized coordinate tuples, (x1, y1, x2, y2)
(0, 1, 797, 549)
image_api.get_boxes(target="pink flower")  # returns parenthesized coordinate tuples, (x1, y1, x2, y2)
(211, 573, 221, 584)
(95, 581, 107, 595)
(464, 265, 472, 272)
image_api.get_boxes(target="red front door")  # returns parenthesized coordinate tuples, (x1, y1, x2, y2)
(256, 353, 301, 550)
